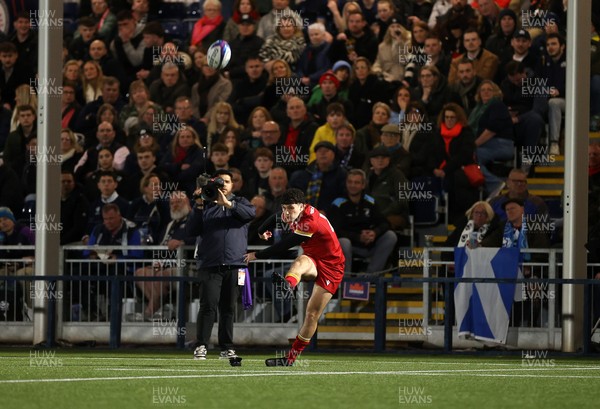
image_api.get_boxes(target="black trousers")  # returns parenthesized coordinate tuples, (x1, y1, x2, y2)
(196, 267, 239, 350)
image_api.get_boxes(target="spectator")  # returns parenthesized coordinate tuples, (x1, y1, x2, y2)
(475, 0, 500, 44)
(149, 62, 190, 114)
(485, 8, 517, 61)
(230, 167, 253, 199)
(213, 127, 244, 170)
(290, 141, 347, 214)
(244, 147, 274, 197)
(500, 61, 545, 169)
(3, 105, 36, 177)
(389, 85, 412, 125)
(61, 81, 81, 130)
(223, 0, 262, 43)
(330, 169, 398, 274)
(60, 169, 90, 245)
(480, 198, 550, 326)
(75, 121, 130, 179)
(422, 34, 452, 79)
(447, 29, 500, 85)
(60, 128, 84, 173)
(9, 84, 37, 133)
(485, 8, 518, 66)
(264, 166, 288, 213)
(444, 200, 500, 248)
(248, 194, 273, 245)
(227, 14, 265, 81)
(133, 191, 195, 319)
(110, 11, 146, 86)
(429, 102, 479, 222)
(489, 168, 549, 220)
(296, 22, 331, 88)
(83, 203, 143, 319)
(329, 0, 362, 35)
(260, 58, 294, 110)
(81, 60, 104, 104)
(137, 22, 167, 84)
(497, 29, 539, 82)
(127, 173, 170, 244)
(70, 17, 99, 63)
(97, 103, 127, 147)
(90, 0, 117, 43)
(348, 57, 389, 129)
(0, 206, 34, 319)
(85, 171, 130, 236)
(242, 106, 272, 150)
(81, 148, 128, 202)
(253, 120, 282, 158)
(308, 103, 347, 163)
(450, 59, 482, 115)
(205, 102, 242, 151)
(278, 96, 318, 174)
(372, 0, 397, 42)
(160, 127, 206, 196)
(229, 56, 269, 125)
(188, 169, 255, 360)
(333, 122, 364, 170)
(0, 41, 33, 110)
(258, 15, 306, 72)
(307, 69, 353, 125)
(207, 142, 230, 173)
(131, 0, 149, 27)
(372, 15, 412, 84)
(123, 144, 170, 197)
(189, 0, 226, 55)
(10, 12, 38, 70)
(74, 77, 126, 138)
(256, 0, 300, 40)
(365, 146, 410, 229)
(118, 80, 163, 130)
(170, 97, 207, 150)
(87, 40, 127, 93)
(412, 65, 460, 120)
(191, 55, 233, 120)
(435, 0, 478, 49)
(469, 80, 514, 196)
(402, 102, 436, 179)
(374, 123, 411, 177)
(329, 10, 379, 64)
(533, 33, 567, 156)
(354, 102, 392, 156)
(408, 21, 431, 70)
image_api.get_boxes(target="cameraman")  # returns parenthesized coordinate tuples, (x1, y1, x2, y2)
(187, 169, 255, 360)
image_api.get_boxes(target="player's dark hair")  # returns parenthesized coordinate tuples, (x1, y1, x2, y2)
(281, 188, 306, 205)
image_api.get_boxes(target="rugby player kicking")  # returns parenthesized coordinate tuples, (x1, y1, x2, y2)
(245, 188, 345, 366)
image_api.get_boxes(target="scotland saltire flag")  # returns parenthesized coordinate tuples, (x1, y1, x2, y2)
(454, 247, 520, 344)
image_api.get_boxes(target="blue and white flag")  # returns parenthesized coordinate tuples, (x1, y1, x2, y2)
(454, 247, 520, 344)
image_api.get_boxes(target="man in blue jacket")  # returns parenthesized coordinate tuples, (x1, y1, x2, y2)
(187, 169, 255, 360)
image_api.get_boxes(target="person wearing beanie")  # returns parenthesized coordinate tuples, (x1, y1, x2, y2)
(485, 7, 518, 64)
(307, 69, 354, 126)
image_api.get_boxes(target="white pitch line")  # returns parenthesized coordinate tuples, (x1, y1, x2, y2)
(2, 369, 600, 384)
(1, 356, 598, 368)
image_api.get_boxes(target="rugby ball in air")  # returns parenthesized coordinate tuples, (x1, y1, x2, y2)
(207, 40, 231, 70)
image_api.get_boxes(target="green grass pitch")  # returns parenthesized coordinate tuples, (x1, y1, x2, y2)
(0, 349, 598, 409)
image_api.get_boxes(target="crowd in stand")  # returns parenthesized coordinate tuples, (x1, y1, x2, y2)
(0, 0, 600, 263)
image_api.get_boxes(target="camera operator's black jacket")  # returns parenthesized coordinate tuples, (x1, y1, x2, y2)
(187, 194, 255, 269)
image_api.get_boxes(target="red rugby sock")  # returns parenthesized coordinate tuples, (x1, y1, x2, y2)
(286, 335, 310, 364)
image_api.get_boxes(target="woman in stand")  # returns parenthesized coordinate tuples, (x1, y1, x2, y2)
(429, 102, 480, 223)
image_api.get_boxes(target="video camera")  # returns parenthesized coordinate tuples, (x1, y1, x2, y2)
(194, 173, 225, 202)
